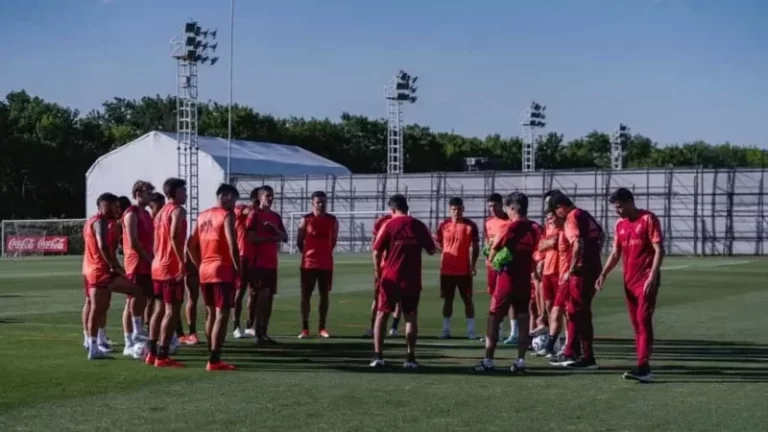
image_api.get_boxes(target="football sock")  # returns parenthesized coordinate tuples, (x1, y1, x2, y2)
(175, 320, 184, 337)
(319, 318, 326, 330)
(131, 317, 143, 334)
(158, 345, 169, 360)
(124, 333, 133, 346)
(97, 328, 106, 343)
(302, 320, 309, 331)
(373, 352, 383, 360)
(442, 317, 451, 331)
(391, 317, 400, 330)
(209, 350, 221, 364)
(257, 325, 267, 338)
(233, 321, 241, 330)
(509, 319, 518, 338)
(88, 337, 98, 353)
(189, 323, 197, 334)
(245, 319, 253, 329)
(546, 333, 559, 351)
(406, 352, 416, 363)
(148, 340, 158, 356)
(467, 318, 475, 334)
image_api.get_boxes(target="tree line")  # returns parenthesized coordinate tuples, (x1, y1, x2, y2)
(1, 90, 766, 220)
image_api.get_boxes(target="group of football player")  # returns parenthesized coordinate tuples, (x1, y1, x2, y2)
(81, 178, 663, 381)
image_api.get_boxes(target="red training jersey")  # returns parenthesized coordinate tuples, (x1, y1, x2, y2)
(122, 205, 154, 275)
(194, 207, 237, 284)
(251, 208, 285, 269)
(82, 214, 114, 286)
(373, 214, 393, 239)
(151, 203, 187, 280)
(436, 217, 479, 276)
(563, 208, 604, 276)
(300, 212, 337, 270)
(614, 209, 663, 289)
(537, 218, 561, 276)
(493, 218, 541, 284)
(234, 204, 256, 261)
(484, 214, 510, 245)
(372, 215, 435, 291)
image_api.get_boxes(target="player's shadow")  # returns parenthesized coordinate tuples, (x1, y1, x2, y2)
(0, 294, 23, 298)
(0, 317, 23, 324)
(595, 337, 768, 364)
(224, 340, 448, 363)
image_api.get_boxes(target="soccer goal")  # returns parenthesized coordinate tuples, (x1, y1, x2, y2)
(1, 218, 86, 257)
(287, 211, 390, 254)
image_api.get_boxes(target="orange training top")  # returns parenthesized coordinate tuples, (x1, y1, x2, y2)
(195, 207, 237, 284)
(300, 212, 337, 270)
(151, 203, 187, 280)
(436, 217, 479, 276)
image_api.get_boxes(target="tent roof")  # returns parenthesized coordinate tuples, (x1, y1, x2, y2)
(152, 131, 350, 176)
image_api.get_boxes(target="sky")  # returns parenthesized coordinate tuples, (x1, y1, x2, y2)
(1, 0, 766, 147)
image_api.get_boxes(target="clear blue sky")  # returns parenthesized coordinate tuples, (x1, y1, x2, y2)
(1, 0, 766, 147)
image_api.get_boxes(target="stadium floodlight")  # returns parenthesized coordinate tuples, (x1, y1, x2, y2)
(170, 19, 219, 233)
(611, 123, 631, 170)
(384, 69, 419, 174)
(521, 100, 547, 173)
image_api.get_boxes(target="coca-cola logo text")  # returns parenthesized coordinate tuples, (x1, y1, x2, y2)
(6, 236, 69, 253)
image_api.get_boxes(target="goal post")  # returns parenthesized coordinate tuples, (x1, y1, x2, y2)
(287, 211, 390, 254)
(1, 218, 86, 257)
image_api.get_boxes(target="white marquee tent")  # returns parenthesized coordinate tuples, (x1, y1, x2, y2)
(85, 131, 350, 215)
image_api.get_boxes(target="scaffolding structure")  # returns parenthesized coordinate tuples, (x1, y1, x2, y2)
(384, 70, 418, 174)
(521, 101, 547, 173)
(611, 123, 630, 170)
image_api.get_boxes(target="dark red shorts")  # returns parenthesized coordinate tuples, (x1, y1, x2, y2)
(201, 282, 235, 309)
(377, 279, 419, 315)
(553, 279, 570, 308)
(300, 268, 332, 294)
(489, 273, 531, 320)
(486, 265, 498, 295)
(83, 275, 116, 298)
(252, 268, 278, 294)
(127, 273, 154, 298)
(440, 274, 473, 299)
(541, 274, 559, 302)
(235, 257, 250, 291)
(152, 279, 184, 304)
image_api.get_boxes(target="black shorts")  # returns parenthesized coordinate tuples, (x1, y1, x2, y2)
(300, 269, 333, 294)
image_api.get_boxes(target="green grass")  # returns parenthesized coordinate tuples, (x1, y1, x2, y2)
(1, 254, 767, 431)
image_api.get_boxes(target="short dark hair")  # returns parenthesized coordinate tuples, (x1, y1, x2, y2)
(118, 196, 132, 212)
(150, 192, 165, 205)
(609, 187, 634, 204)
(162, 177, 186, 199)
(487, 193, 503, 204)
(96, 192, 118, 206)
(547, 192, 573, 212)
(259, 185, 274, 196)
(250, 187, 262, 201)
(311, 191, 327, 200)
(131, 180, 154, 198)
(543, 189, 562, 200)
(388, 194, 408, 212)
(216, 183, 239, 198)
(449, 197, 463, 207)
(504, 192, 528, 216)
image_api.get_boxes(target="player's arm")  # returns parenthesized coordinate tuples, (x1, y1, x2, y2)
(94, 219, 121, 272)
(186, 224, 201, 268)
(170, 207, 186, 277)
(331, 217, 339, 249)
(598, 226, 623, 282)
(646, 214, 665, 288)
(564, 215, 583, 274)
(470, 222, 480, 274)
(372, 225, 389, 279)
(296, 216, 307, 253)
(276, 217, 288, 243)
(538, 233, 557, 252)
(224, 212, 241, 273)
(125, 212, 152, 263)
(487, 228, 509, 264)
(434, 222, 444, 252)
(421, 222, 438, 256)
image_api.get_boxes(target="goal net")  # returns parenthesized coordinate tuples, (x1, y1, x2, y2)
(1, 219, 86, 257)
(287, 211, 390, 254)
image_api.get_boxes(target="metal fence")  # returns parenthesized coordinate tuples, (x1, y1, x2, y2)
(234, 167, 768, 256)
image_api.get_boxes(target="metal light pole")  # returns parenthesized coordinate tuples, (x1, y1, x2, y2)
(384, 70, 418, 174)
(611, 123, 630, 170)
(170, 21, 219, 230)
(227, 0, 235, 184)
(521, 101, 547, 173)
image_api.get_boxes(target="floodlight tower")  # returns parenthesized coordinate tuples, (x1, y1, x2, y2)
(384, 70, 418, 174)
(611, 123, 630, 170)
(170, 21, 219, 229)
(521, 101, 547, 173)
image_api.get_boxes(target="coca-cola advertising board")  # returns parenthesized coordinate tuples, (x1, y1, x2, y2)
(5, 236, 69, 254)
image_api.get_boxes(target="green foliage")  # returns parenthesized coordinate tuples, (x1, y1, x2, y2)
(0, 90, 766, 219)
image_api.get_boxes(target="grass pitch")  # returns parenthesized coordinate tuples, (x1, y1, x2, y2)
(1, 254, 767, 432)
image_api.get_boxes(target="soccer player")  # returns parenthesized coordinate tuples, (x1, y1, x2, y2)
(82, 193, 143, 360)
(484, 193, 510, 341)
(473, 192, 540, 373)
(179, 250, 200, 345)
(147, 178, 188, 368)
(296, 191, 338, 338)
(232, 197, 256, 339)
(371, 194, 436, 368)
(248, 185, 287, 344)
(547, 192, 604, 370)
(534, 210, 569, 357)
(149, 193, 165, 219)
(120, 181, 155, 356)
(596, 188, 664, 382)
(436, 197, 480, 339)
(364, 212, 403, 338)
(187, 183, 240, 371)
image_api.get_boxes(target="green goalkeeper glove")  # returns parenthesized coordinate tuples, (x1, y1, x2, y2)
(491, 247, 513, 271)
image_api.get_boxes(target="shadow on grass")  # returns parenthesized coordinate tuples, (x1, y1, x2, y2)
(0, 317, 24, 324)
(595, 337, 768, 364)
(0, 294, 23, 298)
